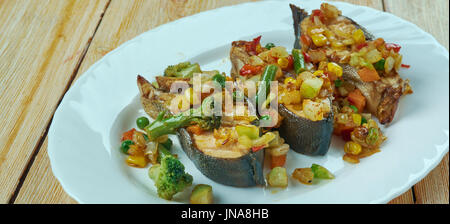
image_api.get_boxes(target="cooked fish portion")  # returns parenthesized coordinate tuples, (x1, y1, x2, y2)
(290, 3, 410, 124)
(137, 75, 266, 187)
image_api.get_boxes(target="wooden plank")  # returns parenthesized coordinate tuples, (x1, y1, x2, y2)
(0, 0, 110, 203)
(14, 0, 259, 204)
(388, 190, 414, 204)
(15, 0, 417, 204)
(384, 0, 449, 204)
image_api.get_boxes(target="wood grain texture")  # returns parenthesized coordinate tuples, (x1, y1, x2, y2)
(0, 0, 110, 203)
(10, 0, 446, 204)
(384, 0, 449, 204)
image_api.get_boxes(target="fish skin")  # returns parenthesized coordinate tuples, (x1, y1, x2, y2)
(137, 75, 266, 187)
(290, 4, 405, 124)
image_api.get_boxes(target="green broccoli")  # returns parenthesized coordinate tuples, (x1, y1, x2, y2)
(164, 62, 201, 78)
(149, 155, 193, 200)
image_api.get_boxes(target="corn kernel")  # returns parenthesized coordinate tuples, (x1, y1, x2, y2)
(313, 70, 324, 77)
(126, 155, 148, 168)
(344, 141, 362, 155)
(327, 62, 343, 77)
(277, 57, 289, 69)
(352, 29, 366, 44)
(352, 113, 362, 126)
(311, 34, 328, 47)
(343, 154, 360, 164)
(331, 41, 345, 50)
(284, 77, 296, 85)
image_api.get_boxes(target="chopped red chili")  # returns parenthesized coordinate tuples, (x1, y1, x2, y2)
(401, 64, 410, 68)
(252, 145, 265, 153)
(385, 43, 401, 53)
(240, 64, 263, 76)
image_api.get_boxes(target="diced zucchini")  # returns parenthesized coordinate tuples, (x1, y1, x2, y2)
(311, 164, 334, 179)
(236, 125, 259, 140)
(300, 77, 323, 99)
(190, 184, 213, 204)
(267, 167, 288, 188)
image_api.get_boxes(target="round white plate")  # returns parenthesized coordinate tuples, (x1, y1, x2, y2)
(49, 0, 449, 203)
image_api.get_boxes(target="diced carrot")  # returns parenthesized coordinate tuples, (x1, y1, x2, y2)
(121, 128, 136, 141)
(347, 89, 366, 112)
(271, 155, 287, 168)
(186, 125, 203, 135)
(357, 67, 380, 82)
(334, 124, 355, 141)
(373, 38, 385, 47)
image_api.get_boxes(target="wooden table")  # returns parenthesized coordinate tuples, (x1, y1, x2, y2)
(0, 0, 448, 204)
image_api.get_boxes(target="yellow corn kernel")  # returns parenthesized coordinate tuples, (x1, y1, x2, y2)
(344, 141, 362, 155)
(352, 113, 362, 126)
(327, 62, 343, 77)
(284, 77, 297, 85)
(331, 41, 345, 50)
(343, 154, 360, 164)
(313, 70, 324, 77)
(126, 155, 148, 168)
(311, 34, 328, 47)
(352, 29, 366, 44)
(277, 57, 289, 69)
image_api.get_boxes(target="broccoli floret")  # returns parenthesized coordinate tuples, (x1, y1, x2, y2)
(164, 62, 201, 78)
(149, 155, 193, 200)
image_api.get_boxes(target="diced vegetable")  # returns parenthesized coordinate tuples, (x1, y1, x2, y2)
(300, 34, 312, 47)
(292, 49, 306, 74)
(348, 105, 358, 113)
(121, 128, 136, 141)
(311, 34, 328, 47)
(236, 125, 259, 140)
(136, 117, 150, 130)
(146, 141, 159, 164)
(271, 155, 287, 169)
(384, 56, 395, 73)
(311, 164, 334, 179)
(373, 58, 385, 70)
(252, 132, 276, 149)
(401, 64, 410, 68)
(256, 65, 279, 105)
(190, 184, 213, 204)
(357, 67, 380, 82)
(240, 64, 263, 76)
(334, 79, 343, 87)
(269, 144, 289, 168)
(352, 29, 365, 44)
(365, 49, 382, 63)
(267, 167, 288, 188)
(352, 113, 362, 126)
(327, 62, 343, 77)
(265, 43, 275, 50)
(277, 57, 289, 69)
(212, 73, 226, 88)
(126, 155, 147, 168)
(300, 77, 323, 99)
(366, 127, 379, 145)
(385, 43, 401, 53)
(347, 89, 366, 112)
(292, 168, 314, 185)
(187, 124, 203, 135)
(343, 154, 360, 164)
(160, 138, 173, 151)
(238, 135, 253, 149)
(307, 49, 327, 63)
(121, 140, 134, 154)
(344, 141, 362, 155)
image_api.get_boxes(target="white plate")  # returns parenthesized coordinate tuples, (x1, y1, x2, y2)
(48, 0, 449, 203)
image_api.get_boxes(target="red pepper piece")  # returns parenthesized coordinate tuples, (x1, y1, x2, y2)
(385, 43, 401, 53)
(401, 64, 410, 68)
(240, 64, 263, 76)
